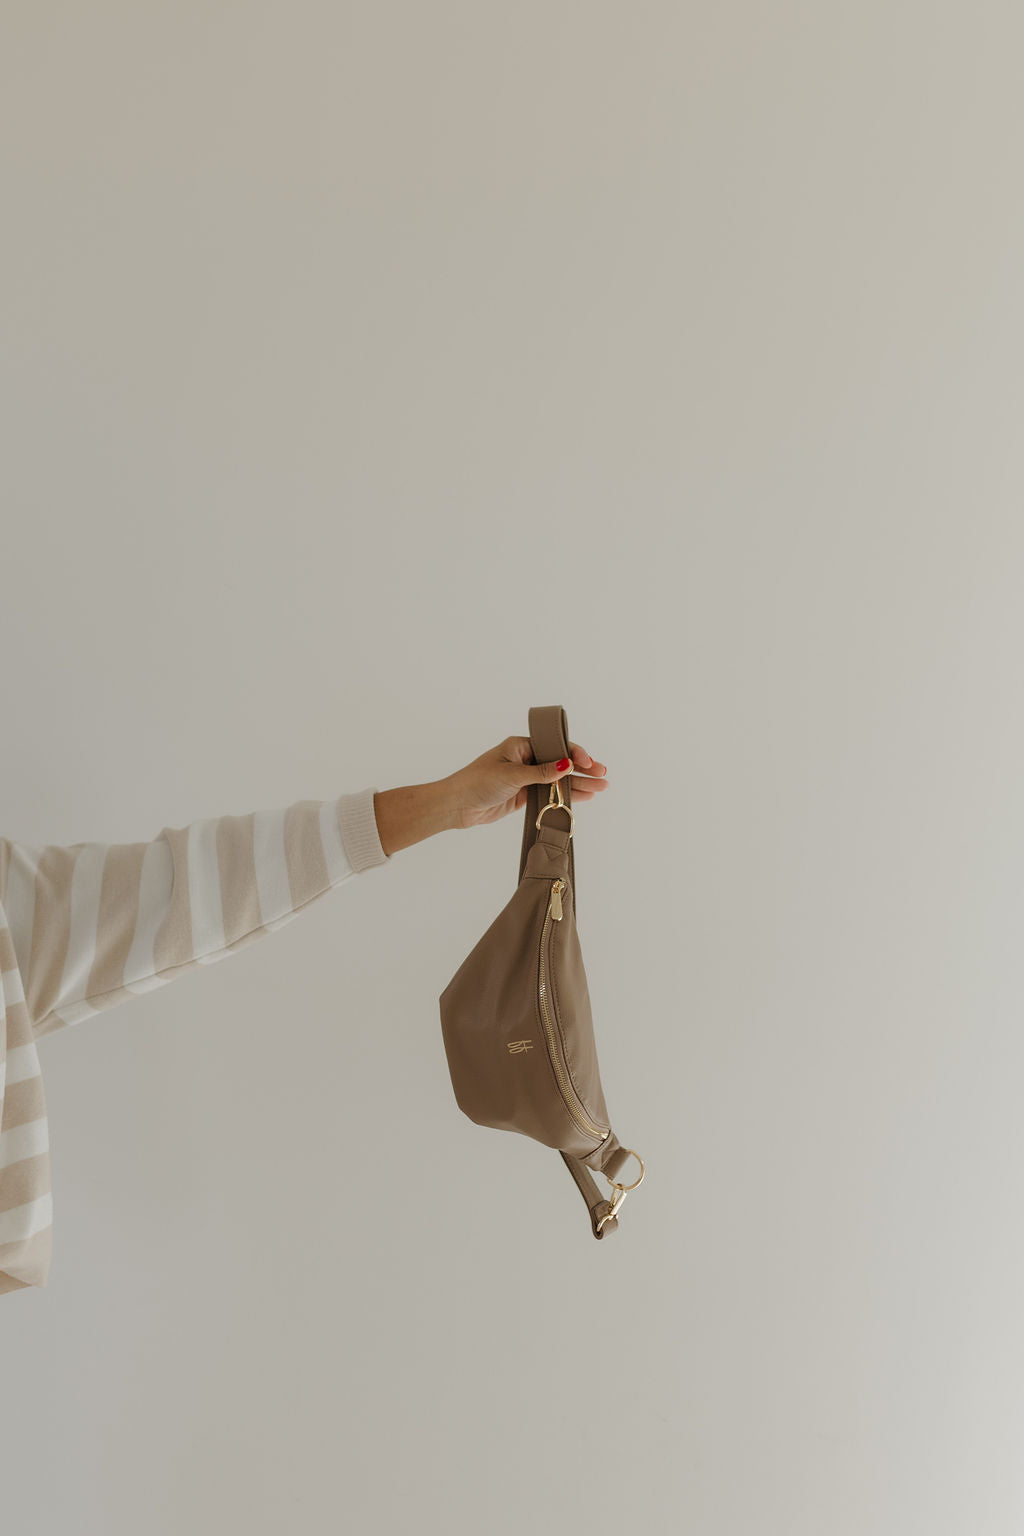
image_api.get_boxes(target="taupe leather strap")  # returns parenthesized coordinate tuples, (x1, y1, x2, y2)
(518, 705, 576, 915)
(559, 1151, 619, 1238)
(522, 706, 623, 1236)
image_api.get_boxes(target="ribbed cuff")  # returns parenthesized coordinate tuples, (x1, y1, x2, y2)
(336, 787, 392, 873)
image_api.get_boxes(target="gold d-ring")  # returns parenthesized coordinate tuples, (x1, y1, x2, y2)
(608, 1149, 645, 1193)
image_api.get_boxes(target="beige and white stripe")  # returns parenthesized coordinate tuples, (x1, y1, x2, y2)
(0, 786, 390, 1295)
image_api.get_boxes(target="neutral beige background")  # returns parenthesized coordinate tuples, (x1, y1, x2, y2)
(3, 4, 1023, 1533)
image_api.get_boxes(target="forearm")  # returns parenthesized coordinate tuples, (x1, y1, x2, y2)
(373, 780, 456, 856)
(2, 789, 386, 1041)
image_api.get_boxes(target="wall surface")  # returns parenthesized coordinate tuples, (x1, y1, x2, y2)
(3, 5, 1024, 1533)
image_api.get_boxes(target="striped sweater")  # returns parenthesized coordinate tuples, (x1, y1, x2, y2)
(0, 785, 391, 1295)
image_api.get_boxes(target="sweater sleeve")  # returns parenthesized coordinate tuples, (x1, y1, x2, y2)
(0, 786, 391, 1042)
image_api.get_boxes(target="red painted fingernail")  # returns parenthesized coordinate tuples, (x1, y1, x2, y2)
(556, 758, 570, 771)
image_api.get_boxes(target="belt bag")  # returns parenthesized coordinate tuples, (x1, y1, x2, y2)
(438, 704, 645, 1239)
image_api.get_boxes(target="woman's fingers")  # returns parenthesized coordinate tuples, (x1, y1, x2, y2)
(566, 778, 609, 800)
(568, 742, 607, 776)
(563, 742, 609, 799)
(513, 767, 609, 804)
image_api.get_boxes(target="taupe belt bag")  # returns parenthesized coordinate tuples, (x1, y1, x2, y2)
(439, 705, 645, 1239)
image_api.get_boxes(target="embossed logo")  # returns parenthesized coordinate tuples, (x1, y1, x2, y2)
(506, 1039, 534, 1054)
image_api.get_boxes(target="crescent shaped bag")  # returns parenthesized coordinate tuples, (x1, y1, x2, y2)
(438, 705, 645, 1238)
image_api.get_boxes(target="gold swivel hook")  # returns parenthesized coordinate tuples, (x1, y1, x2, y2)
(596, 1149, 646, 1232)
(535, 762, 575, 837)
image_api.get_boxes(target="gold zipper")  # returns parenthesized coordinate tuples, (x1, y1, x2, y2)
(538, 877, 610, 1143)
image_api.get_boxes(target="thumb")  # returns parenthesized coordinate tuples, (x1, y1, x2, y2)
(521, 754, 573, 786)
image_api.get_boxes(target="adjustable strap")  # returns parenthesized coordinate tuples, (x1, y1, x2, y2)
(521, 706, 636, 1240)
(560, 1139, 639, 1238)
(517, 704, 576, 913)
(559, 1152, 620, 1239)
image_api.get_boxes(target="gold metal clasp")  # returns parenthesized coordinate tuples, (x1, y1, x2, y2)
(595, 1148, 646, 1232)
(535, 767, 575, 838)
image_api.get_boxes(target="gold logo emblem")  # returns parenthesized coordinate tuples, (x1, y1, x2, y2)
(507, 1039, 534, 1054)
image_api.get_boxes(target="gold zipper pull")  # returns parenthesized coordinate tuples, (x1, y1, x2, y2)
(548, 878, 566, 922)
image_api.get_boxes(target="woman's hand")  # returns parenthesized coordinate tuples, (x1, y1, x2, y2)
(372, 739, 609, 856)
(443, 736, 609, 831)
